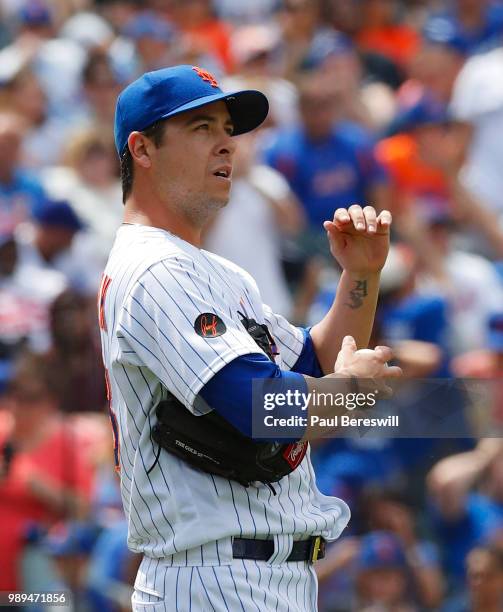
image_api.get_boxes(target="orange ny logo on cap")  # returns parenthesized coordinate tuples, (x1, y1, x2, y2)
(192, 66, 219, 88)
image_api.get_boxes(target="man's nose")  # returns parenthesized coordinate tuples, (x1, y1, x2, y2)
(216, 132, 237, 156)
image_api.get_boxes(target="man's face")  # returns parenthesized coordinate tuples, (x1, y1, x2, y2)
(359, 567, 407, 604)
(409, 45, 462, 103)
(148, 100, 236, 223)
(281, 0, 320, 36)
(300, 92, 339, 140)
(85, 62, 121, 122)
(467, 549, 503, 606)
(8, 383, 56, 435)
(11, 72, 47, 125)
(0, 121, 22, 180)
(38, 226, 75, 258)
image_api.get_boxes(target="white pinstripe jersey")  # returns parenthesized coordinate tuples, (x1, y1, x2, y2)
(99, 224, 350, 560)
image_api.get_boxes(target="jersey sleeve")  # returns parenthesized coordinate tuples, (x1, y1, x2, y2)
(116, 256, 263, 413)
(199, 353, 308, 440)
(261, 303, 305, 370)
(290, 327, 324, 377)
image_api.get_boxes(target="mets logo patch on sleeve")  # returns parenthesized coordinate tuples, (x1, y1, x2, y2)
(194, 313, 227, 338)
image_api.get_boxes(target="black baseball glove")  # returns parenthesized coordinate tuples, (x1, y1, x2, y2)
(150, 312, 307, 491)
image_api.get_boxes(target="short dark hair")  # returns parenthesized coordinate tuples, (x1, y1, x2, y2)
(120, 120, 166, 204)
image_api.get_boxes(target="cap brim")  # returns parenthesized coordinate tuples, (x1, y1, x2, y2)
(160, 89, 269, 136)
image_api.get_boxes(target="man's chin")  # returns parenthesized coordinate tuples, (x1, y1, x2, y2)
(210, 191, 231, 209)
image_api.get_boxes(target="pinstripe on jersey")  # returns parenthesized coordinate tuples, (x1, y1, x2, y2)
(132, 551, 319, 611)
(99, 223, 350, 567)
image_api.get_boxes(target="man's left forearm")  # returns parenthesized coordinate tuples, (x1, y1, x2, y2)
(309, 270, 381, 374)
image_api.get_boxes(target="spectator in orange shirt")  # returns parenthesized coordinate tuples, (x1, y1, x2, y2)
(375, 89, 451, 217)
(380, 83, 503, 260)
(0, 352, 94, 590)
(356, 0, 420, 68)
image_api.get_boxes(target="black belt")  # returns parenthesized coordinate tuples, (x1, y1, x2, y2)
(232, 536, 326, 563)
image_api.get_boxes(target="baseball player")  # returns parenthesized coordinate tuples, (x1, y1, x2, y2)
(99, 65, 400, 611)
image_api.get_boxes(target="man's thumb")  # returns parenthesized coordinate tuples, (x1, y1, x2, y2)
(334, 336, 357, 372)
(337, 336, 358, 361)
(341, 335, 357, 356)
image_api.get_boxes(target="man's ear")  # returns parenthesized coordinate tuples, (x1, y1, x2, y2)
(128, 132, 153, 169)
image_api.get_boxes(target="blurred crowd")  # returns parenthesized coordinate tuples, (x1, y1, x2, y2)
(0, 0, 502, 610)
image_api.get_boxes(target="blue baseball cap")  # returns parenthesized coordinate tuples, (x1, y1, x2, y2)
(422, 14, 468, 55)
(123, 11, 176, 43)
(114, 64, 269, 156)
(33, 199, 84, 232)
(301, 31, 354, 71)
(357, 531, 408, 571)
(19, 0, 52, 26)
(387, 92, 451, 136)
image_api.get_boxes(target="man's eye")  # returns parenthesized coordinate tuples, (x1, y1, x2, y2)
(197, 124, 210, 131)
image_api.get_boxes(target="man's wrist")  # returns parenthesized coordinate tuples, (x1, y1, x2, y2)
(343, 270, 381, 282)
(326, 370, 359, 393)
(341, 271, 380, 310)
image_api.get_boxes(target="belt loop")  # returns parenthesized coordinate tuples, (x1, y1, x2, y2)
(266, 534, 294, 566)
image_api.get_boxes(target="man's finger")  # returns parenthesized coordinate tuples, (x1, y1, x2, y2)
(333, 208, 351, 225)
(376, 210, 392, 231)
(382, 365, 403, 378)
(348, 204, 365, 231)
(374, 346, 394, 362)
(341, 335, 357, 356)
(326, 228, 346, 255)
(363, 206, 377, 233)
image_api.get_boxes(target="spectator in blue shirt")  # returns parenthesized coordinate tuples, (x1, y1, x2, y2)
(355, 531, 422, 612)
(428, 439, 503, 588)
(0, 112, 46, 233)
(442, 544, 503, 612)
(263, 73, 389, 257)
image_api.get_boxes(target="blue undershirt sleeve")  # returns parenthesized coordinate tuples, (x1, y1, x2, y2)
(290, 327, 324, 378)
(199, 353, 308, 441)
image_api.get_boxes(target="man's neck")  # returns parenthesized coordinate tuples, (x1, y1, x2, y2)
(124, 199, 202, 247)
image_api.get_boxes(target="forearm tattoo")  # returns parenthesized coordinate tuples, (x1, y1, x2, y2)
(345, 279, 368, 309)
